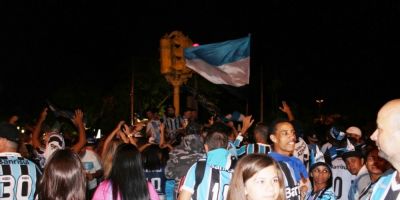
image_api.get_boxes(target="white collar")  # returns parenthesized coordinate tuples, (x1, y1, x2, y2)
(0, 152, 21, 157)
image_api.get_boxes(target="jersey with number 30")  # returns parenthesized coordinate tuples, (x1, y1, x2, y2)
(181, 148, 233, 200)
(0, 152, 41, 200)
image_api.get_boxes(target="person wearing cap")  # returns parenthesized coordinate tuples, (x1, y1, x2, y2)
(342, 149, 370, 200)
(346, 126, 363, 146)
(322, 125, 355, 200)
(307, 162, 336, 200)
(306, 145, 336, 200)
(369, 99, 400, 199)
(0, 122, 42, 200)
(346, 126, 368, 156)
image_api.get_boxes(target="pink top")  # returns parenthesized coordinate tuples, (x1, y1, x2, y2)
(92, 180, 160, 200)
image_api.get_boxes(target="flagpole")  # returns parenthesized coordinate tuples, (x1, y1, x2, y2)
(260, 65, 264, 122)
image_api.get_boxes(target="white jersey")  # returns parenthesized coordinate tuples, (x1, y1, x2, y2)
(321, 142, 332, 154)
(293, 137, 310, 171)
(331, 157, 355, 200)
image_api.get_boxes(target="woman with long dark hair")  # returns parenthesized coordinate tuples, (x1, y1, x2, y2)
(93, 143, 159, 200)
(142, 144, 168, 200)
(36, 149, 86, 200)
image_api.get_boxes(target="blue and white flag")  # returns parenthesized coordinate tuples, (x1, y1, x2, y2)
(184, 36, 250, 87)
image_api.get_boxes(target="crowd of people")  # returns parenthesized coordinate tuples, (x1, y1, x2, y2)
(1, 99, 400, 200)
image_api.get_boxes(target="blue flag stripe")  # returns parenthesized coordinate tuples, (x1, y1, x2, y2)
(184, 36, 250, 66)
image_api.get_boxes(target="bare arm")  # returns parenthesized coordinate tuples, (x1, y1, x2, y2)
(32, 108, 48, 149)
(279, 101, 294, 121)
(177, 190, 192, 200)
(71, 109, 86, 153)
(101, 121, 125, 157)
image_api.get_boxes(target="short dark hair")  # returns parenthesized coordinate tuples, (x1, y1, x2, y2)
(205, 131, 228, 151)
(254, 124, 269, 143)
(268, 119, 292, 136)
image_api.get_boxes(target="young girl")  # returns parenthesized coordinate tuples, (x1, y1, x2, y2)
(227, 154, 285, 200)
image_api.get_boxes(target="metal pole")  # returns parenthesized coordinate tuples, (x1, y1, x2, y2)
(130, 69, 134, 126)
(260, 65, 264, 122)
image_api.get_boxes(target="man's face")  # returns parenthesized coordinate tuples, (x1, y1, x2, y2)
(370, 106, 400, 163)
(146, 111, 154, 119)
(167, 108, 175, 117)
(270, 122, 296, 156)
(366, 149, 389, 175)
(344, 156, 363, 175)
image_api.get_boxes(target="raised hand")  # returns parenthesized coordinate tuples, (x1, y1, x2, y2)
(241, 115, 254, 135)
(72, 109, 84, 127)
(279, 101, 294, 121)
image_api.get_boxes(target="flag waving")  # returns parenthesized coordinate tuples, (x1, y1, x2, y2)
(184, 36, 250, 87)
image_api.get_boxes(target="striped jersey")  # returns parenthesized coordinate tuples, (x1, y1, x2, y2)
(181, 148, 233, 200)
(0, 152, 41, 200)
(370, 170, 400, 200)
(269, 152, 309, 200)
(236, 143, 271, 157)
(162, 115, 183, 141)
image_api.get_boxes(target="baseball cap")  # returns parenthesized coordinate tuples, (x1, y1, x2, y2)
(307, 133, 319, 143)
(0, 122, 20, 143)
(47, 132, 66, 149)
(346, 126, 362, 137)
(342, 149, 363, 160)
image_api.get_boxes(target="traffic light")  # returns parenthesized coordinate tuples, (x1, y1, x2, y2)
(171, 32, 188, 71)
(160, 31, 193, 73)
(160, 37, 172, 74)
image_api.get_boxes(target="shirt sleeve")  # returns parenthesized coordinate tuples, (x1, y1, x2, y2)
(236, 144, 247, 157)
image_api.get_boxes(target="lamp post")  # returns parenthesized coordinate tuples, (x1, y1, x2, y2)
(316, 99, 324, 122)
(160, 31, 193, 116)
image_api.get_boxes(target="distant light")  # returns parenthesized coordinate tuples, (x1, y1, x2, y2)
(192, 43, 200, 47)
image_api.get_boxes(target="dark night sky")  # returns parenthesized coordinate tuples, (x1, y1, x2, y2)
(1, 1, 400, 123)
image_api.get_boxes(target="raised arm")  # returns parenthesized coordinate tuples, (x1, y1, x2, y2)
(101, 121, 125, 157)
(71, 109, 86, 153)
(32, 108, 48, 149)
(279, 101, 294, 121)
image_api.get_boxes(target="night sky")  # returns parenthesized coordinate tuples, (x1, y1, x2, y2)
(1, 1, 400, 123)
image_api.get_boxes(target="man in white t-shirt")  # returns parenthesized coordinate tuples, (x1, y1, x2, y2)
(80, 140, 103, 199)
(324, 125, 355, 200)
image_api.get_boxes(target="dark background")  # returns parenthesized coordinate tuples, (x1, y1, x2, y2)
(1, 0, 399, 129)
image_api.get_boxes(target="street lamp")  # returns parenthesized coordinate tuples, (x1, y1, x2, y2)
(316, 99, 324, 122)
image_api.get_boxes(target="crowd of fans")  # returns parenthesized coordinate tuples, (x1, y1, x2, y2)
(1, 99, 399, 200)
